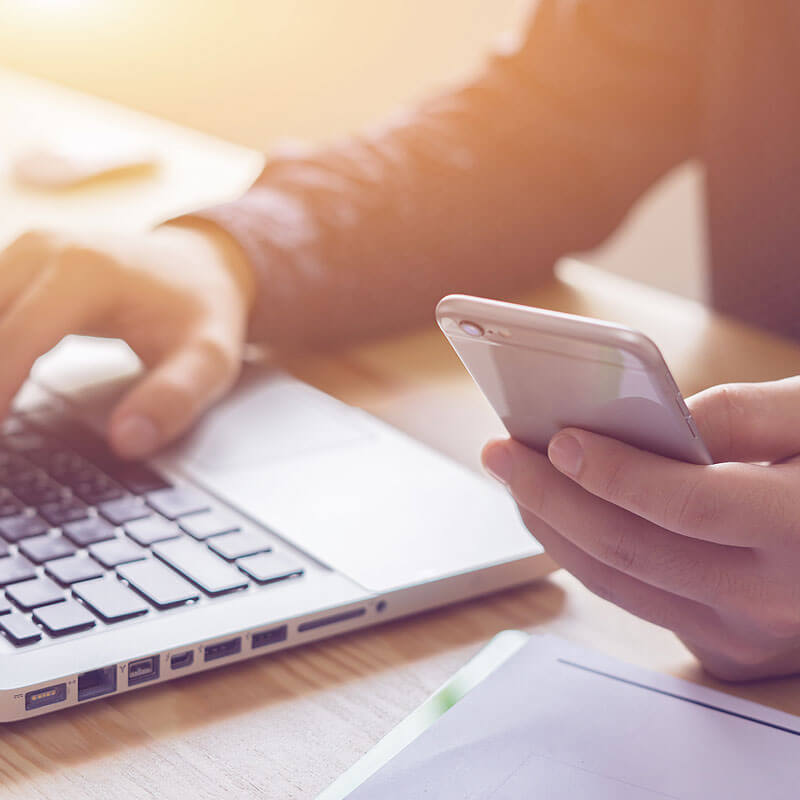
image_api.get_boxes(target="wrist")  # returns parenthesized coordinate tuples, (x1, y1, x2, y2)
(158, 218, 257, 317)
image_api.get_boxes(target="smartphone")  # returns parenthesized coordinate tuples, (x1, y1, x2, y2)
(436, 294, 712, 465)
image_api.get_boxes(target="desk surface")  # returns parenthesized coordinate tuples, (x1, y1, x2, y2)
(2, 68, 800, 800)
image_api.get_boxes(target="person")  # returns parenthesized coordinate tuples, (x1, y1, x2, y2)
(3, 0, 800, 680)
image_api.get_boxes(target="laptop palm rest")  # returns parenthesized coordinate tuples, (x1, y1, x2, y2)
(32, 338, 543, 596)
(164, 372, 543, 594)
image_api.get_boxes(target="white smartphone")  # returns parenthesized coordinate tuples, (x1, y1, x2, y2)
(436, 294, 712, 465)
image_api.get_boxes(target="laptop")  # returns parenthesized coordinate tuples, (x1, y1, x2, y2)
(0, 335, 554, 722)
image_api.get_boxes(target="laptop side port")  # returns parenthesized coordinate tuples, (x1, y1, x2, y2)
(77, 666, 117, 701)
(252, 624, 288, 650)
(127, 656, 160, 687)
(25, 683, 67, 712)
(170, 650, 194, 670)
(297, 607, 366, 632)
(204, 637, 242, 662)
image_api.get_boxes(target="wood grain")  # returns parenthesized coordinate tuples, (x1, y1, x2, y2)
(2, 69, 800, 800)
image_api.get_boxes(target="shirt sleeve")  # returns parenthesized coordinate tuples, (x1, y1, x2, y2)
(176, 0, 706, 348)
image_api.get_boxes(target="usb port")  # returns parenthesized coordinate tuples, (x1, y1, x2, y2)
(25, 683, 67, 711)
(127, 656, 160, 687)
(252, 625, 288, 649)
(77, 666, 117, 701)
(204, 637, 241, 662)
(170, 650, 194, 670)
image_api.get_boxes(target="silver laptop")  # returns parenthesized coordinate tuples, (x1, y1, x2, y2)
(0, 336, 553, 721)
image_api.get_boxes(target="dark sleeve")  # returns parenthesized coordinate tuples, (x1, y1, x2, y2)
(179, 0, 706, 348)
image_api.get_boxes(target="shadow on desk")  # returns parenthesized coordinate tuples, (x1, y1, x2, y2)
(1, 578, 566, 781)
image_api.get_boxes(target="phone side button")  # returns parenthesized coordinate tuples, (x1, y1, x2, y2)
(675, 394, 691, 417)
(685, 417, 699, 438)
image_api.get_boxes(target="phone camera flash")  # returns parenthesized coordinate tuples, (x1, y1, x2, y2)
(459, 320, 484, 337)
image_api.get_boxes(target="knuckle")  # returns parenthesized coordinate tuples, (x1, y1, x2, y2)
(54, 242, 109, 276)
(598, 531, 638, 573)
(706, 383, 747, 423)
(153, 375, 198, 418)
(665, 475, 721, 532)
(599, 456, 631, 504)
(13, 229, 54, 251)
(193, 335, 239, 383)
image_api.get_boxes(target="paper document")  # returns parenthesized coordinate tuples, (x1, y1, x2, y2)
(341, 634, 800, 799)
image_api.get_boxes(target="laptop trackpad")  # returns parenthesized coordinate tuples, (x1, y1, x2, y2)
(171, 370, 373, 470)
(168, 371, 540, 594)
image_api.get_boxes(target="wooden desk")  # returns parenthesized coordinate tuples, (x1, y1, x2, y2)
(2, 68, 800, 799)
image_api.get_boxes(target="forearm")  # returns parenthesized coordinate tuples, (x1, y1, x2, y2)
(179, 0, 705, 350)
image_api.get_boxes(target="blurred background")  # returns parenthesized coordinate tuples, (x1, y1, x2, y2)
(0, 0, 706, 300)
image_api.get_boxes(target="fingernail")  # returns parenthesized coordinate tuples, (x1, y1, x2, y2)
(483, 442, 512, 484)
(112, 414, 160, 459)
(548, 433, 583, 477)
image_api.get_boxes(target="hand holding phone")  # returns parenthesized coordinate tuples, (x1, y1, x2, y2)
(436, 295, 711, 465)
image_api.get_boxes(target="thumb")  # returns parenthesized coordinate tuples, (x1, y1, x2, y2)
(687, 376, 800, 463)
(108, 336, 240, 459)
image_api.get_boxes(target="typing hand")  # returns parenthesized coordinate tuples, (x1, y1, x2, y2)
(483, 377, 800, 681)
(0, 225, 254, 458)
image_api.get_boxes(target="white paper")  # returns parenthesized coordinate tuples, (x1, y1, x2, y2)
(347, 635, 800, 798)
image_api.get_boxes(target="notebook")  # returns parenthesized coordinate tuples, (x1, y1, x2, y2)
(322, 632, 800, 799)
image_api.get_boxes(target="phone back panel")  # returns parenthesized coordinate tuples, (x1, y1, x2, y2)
(437, 295, 712, 465)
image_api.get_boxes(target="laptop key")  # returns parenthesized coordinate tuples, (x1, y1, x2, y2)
(0, 490, 23, 518)
(98, 495, 150, 526)
(34, 599, 96, 636)
(0, 540, 8, 559)
(73, 576, 149, 623)
(72, 478, 125, 505)
(153, 538, 248, 595)
(88, 538, 146, 569)
(2, 431, 49, 453)
(237, 552, 305, 585)
(209, 530, 272, 561)
(0, 514, 49, 544)
(37, 497, 89, 527)
(146, 486, 210, 520)
(0, 612, 42, 645)
(6, 576, 64, 611)
(112, 463, 170, 495)
(179, 510, 241, 541)
(117, 559, 200, 608)
(45, 555, 105, 587)
(0, 417, 27, 436)
(0, 555, 37, 587)
(18, 534, 77, 565)
(62, 517, 116, 548)
(13, 478, 63, 506)
(123, 516, 181, 547)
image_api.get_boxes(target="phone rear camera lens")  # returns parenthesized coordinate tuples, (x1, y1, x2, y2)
(459, 320, 484, 337)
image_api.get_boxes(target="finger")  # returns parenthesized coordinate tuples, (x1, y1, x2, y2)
(543, 429, 797, 547)
(519, 510, 729, 647)
(0, 265, 90, 414)
(688, 377, 800, 463)
(483, 439, 753, 606)
(0, 231, 54, 311)
(108, 334, 241, 458)
(528, 513, 790, 682)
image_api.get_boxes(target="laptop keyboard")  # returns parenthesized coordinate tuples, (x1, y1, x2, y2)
(0, 409, 306, 647)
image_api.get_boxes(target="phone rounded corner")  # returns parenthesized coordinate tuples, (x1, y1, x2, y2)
(612, 328, 664, 367)
(435, 294, 469, 324)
